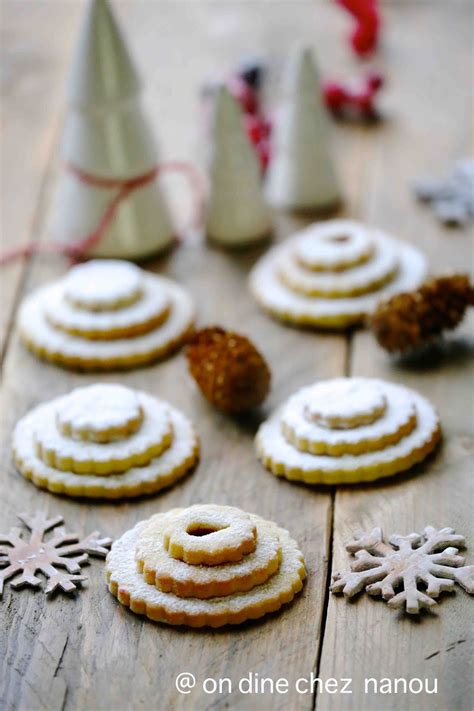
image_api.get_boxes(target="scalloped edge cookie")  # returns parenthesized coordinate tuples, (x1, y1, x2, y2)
(294, 220, 373, 272)
(106, 516, 306, 627)
(162, 505, 257, 566)
(136, 510, 281, 599)
(249, 235, 427, 329)
(281, 380, 418, 456)
(18, 275, 194, 370)
(63, 260, 143, 311)
(278, 235, 397, 298)
(33, 393, 172, 475)
(256, 386, 441, 485)
(13, 402, 199, 499)
(44, 276, 171, 340)
(55, 384, 144, 443)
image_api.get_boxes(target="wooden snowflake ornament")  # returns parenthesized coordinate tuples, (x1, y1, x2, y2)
(0, 512, 112, 597)
(331, 526, 474, 614)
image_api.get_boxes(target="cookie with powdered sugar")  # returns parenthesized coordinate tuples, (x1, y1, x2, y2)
(13, 384, 199, 499)
(249, 221, 427, 329)
(135, 506, 282, 599)
(17, 260, 194, 370)
(256, 378, 440, 484)
(106, 505, 306, 627)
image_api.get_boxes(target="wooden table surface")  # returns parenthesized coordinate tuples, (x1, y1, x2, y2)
(1, 2, 473, 710)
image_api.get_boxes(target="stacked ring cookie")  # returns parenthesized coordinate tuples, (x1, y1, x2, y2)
(106, 504, 306, 627)
(256, 378, 441, 484)
(249, 220, 428, 328)
(12, 384, 199, 498)
(17, 260, 195, 369)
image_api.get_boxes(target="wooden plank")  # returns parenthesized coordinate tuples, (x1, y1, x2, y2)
(318, 2, 474, 710)
(0, 2, 354, 710)
(2, 1, 472, 709)
(0, 241, 340, 711)
(0, 0, 85, 360)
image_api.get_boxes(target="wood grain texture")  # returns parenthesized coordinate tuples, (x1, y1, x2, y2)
(0, 1, 85, 360)
(318, 3, 474, 710)
(0, 2, 472, 711)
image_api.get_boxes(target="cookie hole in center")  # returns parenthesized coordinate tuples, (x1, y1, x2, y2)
(186, 524, 229, 537)
(327, 234, 350, 244)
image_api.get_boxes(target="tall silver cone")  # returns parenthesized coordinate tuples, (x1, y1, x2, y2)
(67, 0, 140, 107)
(50, 0, 173, 259)
(265, 46, 341, 212)
(206, 86, 272, 247)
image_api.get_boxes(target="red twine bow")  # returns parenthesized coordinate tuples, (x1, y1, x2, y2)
(0, 161, 206, 267)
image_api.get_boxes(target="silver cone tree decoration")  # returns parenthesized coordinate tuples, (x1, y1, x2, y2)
(206, 86, 272, 247)
(49, 0, 173, 258)
(265, 46, 341, 212)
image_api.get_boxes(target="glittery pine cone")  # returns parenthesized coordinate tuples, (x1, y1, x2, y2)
(186, 327, 271, 413)
(369, 275, 474, 352)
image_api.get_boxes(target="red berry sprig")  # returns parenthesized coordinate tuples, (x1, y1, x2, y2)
(323, 71, 383, 120)
(227, 61, 272, 173)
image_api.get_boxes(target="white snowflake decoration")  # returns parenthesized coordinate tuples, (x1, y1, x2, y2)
(414, 158, 474, 226)
(331, 526, 474, 614)
(0, 511, 112, 597)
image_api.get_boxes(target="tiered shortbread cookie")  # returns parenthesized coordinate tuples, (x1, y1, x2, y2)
(106, 504, 306, 627)
(17, 260, 194, 369)
(256, 378, 441, 484)
(249, 220, 428, 328)
(12, 384, 199, 499)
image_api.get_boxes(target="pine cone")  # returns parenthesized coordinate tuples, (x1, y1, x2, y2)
(187, 327, 271, 413)
(370, 275, 474, 353)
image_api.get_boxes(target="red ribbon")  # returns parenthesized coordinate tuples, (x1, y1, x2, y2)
(0, 161, 206, 266)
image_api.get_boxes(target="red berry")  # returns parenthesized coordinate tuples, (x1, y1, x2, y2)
(228, 76, 258, 114)
(352, 26, 377, 55)
(366, 71, 383, 91)
(323, 82, 348, 111)
(244, 115, 264, 145)
(336, 0, 380, 56)
(337, 0, 373, 17)
(351, 8, 379, 55)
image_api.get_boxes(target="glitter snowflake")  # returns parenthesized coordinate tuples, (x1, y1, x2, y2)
(0, 511, 112, 597)
(331, 526, 474, 614)
(413, 158, 474, 226)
